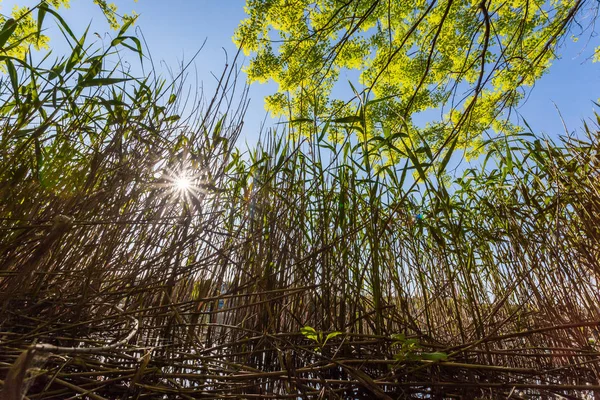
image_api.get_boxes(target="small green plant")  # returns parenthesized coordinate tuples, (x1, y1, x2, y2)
(300, 326, 342, 352)
(391, 334, 448, 362)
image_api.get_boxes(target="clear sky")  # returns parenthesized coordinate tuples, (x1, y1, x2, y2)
(3, 0, 599, 146)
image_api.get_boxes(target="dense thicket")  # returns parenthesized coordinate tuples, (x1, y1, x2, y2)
(1, 2, 600, 399)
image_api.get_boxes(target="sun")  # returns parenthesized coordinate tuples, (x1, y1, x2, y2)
(151, 158, 211, 212)
(174, 176, 192, 192)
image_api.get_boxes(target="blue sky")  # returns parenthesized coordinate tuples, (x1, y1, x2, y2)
(3, 0, 599, 146)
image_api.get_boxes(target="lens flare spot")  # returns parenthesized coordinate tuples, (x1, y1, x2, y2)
(175, 176, 191, 192)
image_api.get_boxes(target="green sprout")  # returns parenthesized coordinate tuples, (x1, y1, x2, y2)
(300, 326, 342, 352)
(391, 333, 448, 362)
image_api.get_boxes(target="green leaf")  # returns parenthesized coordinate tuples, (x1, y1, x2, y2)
(48, 61, 65, 81)
(317, 119, 331, 143)
(78, 77, 130, 88)
(325, 331, 342, 343)
(5, 59, 19, 101)
(41, 5, 78, 43)
(347, 80, 362, 100)
(300, 326, 319, 342)
(81, 55, 102, 81)
(37, 3, 48, 41)
(391, 333, 406, 342)
(213, 115, 226, 139)
(111, 36, 144, 63)
(300, 326, 317, 334)
(117, 14, 137, 36)
(285, 117, 313, 124)
(332, 115, 362, 124)
(164, 115, 181, 123)
(0, 19, 17, 50)
(438, 135, 459, 175)
(66, 25, 89, 73)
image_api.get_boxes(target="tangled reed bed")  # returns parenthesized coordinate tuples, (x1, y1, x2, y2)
(1, 31, 600, 399)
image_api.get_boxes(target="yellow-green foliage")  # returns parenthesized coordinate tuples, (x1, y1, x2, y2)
(0, 0, 137, 61)
(234, 0, 587, 162)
